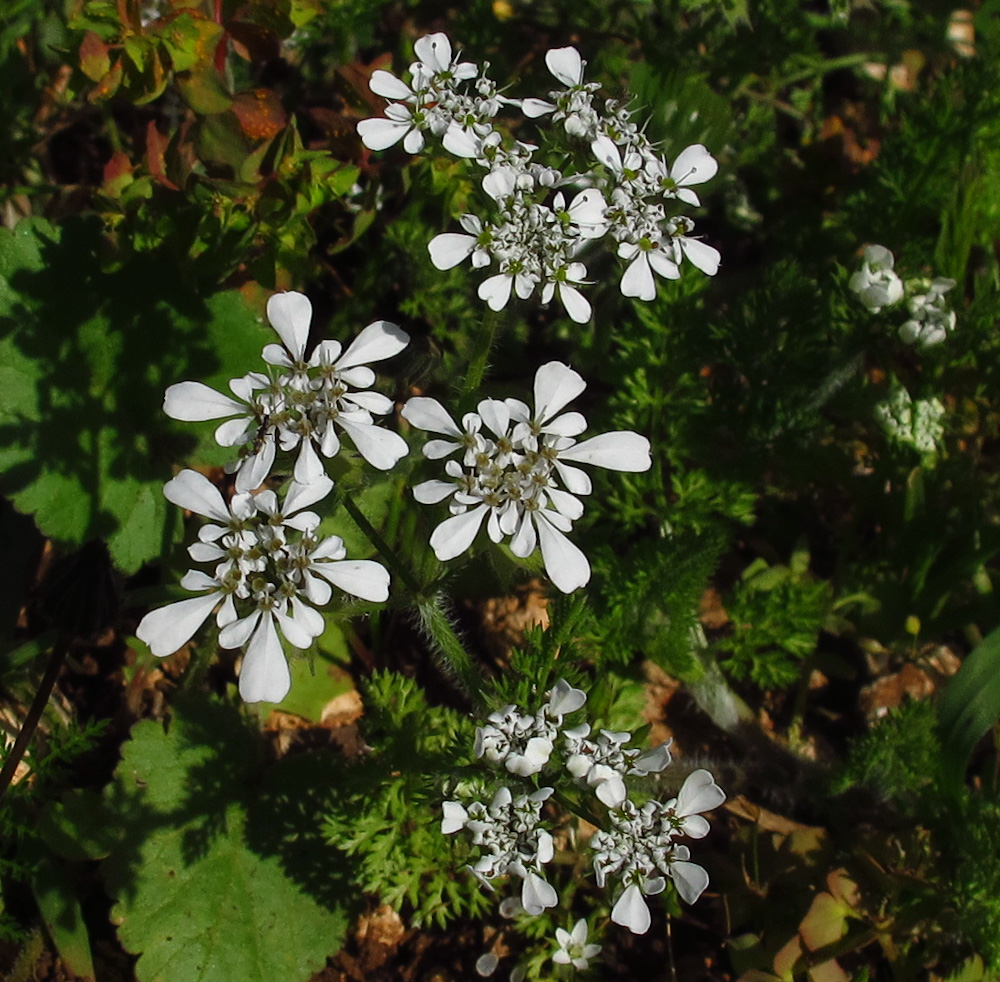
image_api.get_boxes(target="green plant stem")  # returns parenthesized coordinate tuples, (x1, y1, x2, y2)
(341, 493, 423, 597)
(458, 305, 504, 400)
(339, 495, 485, 705)
(0, 639, 68, 805)
(416, 596, 485, 709)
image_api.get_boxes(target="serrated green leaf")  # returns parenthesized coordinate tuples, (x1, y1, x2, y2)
(0, 218, 265, 572)
(102, 695, 348, 982)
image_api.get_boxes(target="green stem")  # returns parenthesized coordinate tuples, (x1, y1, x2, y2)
(458, 305, 505, 401)
(341, 493, 423, 596)
(0, 639, 68, 805)
(415, 596, 485, 709)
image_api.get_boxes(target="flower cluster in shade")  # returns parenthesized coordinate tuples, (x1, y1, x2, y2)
(135, 471, 389, 703)
(402, 361, 651, 593)
(358, 35, 720, 321)
(163, 292, 410, 492)
(849, 245, 958, 348)
(875, 386, 945, 456)
(441, 679, 725, 940)
(137, 291, 407, 703)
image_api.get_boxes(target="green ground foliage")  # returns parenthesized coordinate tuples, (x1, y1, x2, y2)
(2, 0, 1000, 979)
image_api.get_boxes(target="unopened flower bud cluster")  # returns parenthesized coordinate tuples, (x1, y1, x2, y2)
(442, 679, 725, 940)
(849, 244, 958, 348)
(359, 34, 721, 322)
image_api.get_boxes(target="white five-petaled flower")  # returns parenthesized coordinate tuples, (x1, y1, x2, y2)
(136, 469, 389, 704)
(553, 919, 601, 971)
(404, 362, 650, 592)
(163, 292, 409, 491)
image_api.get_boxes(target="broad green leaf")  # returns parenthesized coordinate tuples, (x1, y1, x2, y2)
(937, 625, 1000, 796)
(102, 695, 348, 982)
(0, 218, 264, 573)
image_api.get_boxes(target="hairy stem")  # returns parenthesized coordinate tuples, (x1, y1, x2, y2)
(458, 305, 505, 401)
(416, 596, 485, 709)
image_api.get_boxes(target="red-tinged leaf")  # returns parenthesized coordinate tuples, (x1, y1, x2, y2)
(808, 959, 849, 982)
(88, 58, 123, 102)
(799, 893, 848, 951)
(231, 88, 287, 141)
(772, 935, 802, 980)
(825, 869, 860, 908)
(145, 121, 179, 190)
(337, 56, 392, 113)
(80, 31, 111, 82)
(102, 151, 134, 196)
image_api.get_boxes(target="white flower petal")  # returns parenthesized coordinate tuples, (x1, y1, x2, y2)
(338, 415, 409, 469)
(620, 253, 656, 300)
(430, 505, 489, 561)
(315, 559, 390, 602)
(611, 884, 651, 934)
(162, 469, 231, 523)
(357, 116, 410, 151)
(136, 592, 220, 656)
(402, 397, 461, 436)
(413, 480, 457, 504)
(239, 615, 291, 703)
(671, 144, 718, 186)
(163, 381, 244, 421)
(520, 871, 557, 916)
(535, 512, 590, 593)
(681, 238, 721, 276)
(368, 69, 413, 100)
(545, 46, 583, 87)
(478, 274, 513, 311)
(558, 283, 591, 323)
(675, 768, 726, 816)
(671, 860, 710, 905)
(559, 431, 651, 471)
(293, 438, 326, 486)
(520, 97, 555, 118)
(337, 320, 409, 369)
(428, 233, 478, 270)
(266, 291, 312, 361)
(534, 362, 586, 425)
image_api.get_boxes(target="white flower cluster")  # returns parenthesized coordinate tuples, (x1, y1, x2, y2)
(899, 276, 957, 347)
(135, 470, 389, 702)
(442, 679, 724, 941)
(875, 387, 945, 456)
(402, 361, 651, 593)
(849, 245, 958, 348)
(359, 36, 720, 320)
(138, 292, 407, 702)
(591, 770, 725, 934)
(849, 244, 904, 313)
(163, 292, 410, 492)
